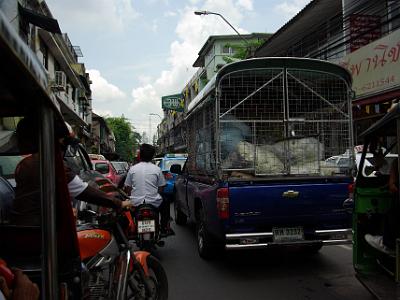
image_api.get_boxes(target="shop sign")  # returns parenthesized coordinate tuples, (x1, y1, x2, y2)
(161, 94, 184, 112)
(338, 29, 400, 99)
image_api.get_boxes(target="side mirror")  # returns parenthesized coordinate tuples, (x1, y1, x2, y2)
(364, 166, 375, 176)
(170, 164, 182, 175)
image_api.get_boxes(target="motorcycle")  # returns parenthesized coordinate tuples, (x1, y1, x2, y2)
(77, 208, 168, 300)
(92, 176, 168, 252)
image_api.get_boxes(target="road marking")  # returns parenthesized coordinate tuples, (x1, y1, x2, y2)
(336, 245, 352, 251)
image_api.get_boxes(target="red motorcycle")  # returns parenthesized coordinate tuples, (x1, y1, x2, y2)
(75, 176, 168, 299)
(77, 208, 168, 300)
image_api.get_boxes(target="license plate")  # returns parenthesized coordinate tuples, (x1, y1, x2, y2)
(138, 220, 155, 233)
(273, 227, 304, 243)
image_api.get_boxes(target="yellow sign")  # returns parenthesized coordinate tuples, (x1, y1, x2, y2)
(337, 29, 400, 98)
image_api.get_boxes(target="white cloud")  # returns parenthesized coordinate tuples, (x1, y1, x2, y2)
(93, 109, 113, 117)
(274, 0, 310, 19)
(46, 0, 140, 33)
(88, 69, 126, 103)
(164, 11, 177, 17)
(237, 0, 253, 11)
(138, 75, 153, 85)
(129, 0, 253, 136)
(152, 19, 159, 33)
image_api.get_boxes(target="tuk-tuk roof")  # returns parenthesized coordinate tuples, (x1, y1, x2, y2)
(0, 10, 62, 117)
(360, 103, 400, 139)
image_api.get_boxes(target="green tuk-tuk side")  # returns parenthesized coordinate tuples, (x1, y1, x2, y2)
(353, 103, 400, 299)
(0, 10, 81, 299)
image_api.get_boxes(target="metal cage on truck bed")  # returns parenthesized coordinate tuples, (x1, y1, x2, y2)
(185, 58, 354, 178)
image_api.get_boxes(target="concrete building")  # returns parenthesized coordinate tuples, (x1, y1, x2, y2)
(157, 33, 271, 154)
(91, 113, 116, 158)
(0, 0, 93, 146)
(254, 0, 400, 142)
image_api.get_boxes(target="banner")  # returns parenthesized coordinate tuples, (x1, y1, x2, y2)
(338, 29, 400, 98)
(161, 94, 184, 112)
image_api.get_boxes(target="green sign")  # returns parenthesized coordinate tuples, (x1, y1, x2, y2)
(161, 94, 184, 112)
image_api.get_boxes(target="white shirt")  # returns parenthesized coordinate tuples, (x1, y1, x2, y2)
(124, 162, 166, 207)
(68, 175, 88, 198)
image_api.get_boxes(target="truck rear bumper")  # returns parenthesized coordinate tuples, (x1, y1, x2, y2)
(225, 228, 352, 250)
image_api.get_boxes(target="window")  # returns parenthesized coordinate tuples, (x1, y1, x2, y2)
(163, 159, 186, 171)
(64, 145, 91, 175)
(39, 38, 48, 70)
(388, 0, 400, 32)
(95, 163, 109, 174)
(222, 46, 235, 54)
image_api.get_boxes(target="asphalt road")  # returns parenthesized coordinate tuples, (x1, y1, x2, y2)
(154, 214, 374, 300)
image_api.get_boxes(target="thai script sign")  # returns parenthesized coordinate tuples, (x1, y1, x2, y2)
(349, 14, 381, 52)
(161, 94, 184, 112)
(338, 29, 400, 98)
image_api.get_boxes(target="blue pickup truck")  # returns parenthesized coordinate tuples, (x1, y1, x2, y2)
(173, 58, 354, 259)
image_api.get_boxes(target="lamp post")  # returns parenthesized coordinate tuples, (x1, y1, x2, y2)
(149, 113, 163, 146)
(194, 10, 250, 48)
(149, 113, 162, 121)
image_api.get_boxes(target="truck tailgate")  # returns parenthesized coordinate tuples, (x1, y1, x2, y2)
(228, 180, 351, 231)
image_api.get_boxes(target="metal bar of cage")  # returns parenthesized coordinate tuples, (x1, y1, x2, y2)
(185, 61, 353, 179)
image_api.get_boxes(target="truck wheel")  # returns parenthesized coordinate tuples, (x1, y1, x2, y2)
(174, 200, 187, 226)
(196, 206, 220, 259)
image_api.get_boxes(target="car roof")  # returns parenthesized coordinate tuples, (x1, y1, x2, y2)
(92, 160, 110, 164)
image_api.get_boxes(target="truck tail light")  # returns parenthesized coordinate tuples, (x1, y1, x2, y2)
(163, 172, 173, 179)
(348, 183, 354, 198)
(217, 188, 229, 220)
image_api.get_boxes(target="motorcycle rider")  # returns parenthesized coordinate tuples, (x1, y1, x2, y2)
(124, 143, 173, 235)
(10, 116, 132, 225)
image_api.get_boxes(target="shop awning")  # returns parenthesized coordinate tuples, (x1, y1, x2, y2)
(359, 103, 400, 139)
(18, 4, 61, 34)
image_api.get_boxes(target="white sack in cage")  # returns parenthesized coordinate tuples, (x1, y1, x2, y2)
(235, 141, 284, 174)
(272, 137, 324, 165)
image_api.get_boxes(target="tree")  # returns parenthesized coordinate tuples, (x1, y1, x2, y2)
(222, 40, 266, 64)
(105, 116, 141, 162)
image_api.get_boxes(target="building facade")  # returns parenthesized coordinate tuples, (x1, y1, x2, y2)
(91, 113, 116, 158)
(157, 33, 271, 154)
(0, 0, 93, 147)
(254, 0, 400, 142)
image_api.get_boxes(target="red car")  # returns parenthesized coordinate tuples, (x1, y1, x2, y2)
(91, 159, 123, 186)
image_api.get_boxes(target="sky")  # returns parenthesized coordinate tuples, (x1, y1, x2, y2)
(45, 0, 310, 136)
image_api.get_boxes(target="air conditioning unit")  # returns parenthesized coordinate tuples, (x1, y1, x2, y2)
(53, 71, 67, 91)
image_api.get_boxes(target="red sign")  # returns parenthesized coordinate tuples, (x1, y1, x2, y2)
(350, 14, 381, 52)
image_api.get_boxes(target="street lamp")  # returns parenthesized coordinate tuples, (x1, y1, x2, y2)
(149, 113, 162, 121)
(149, 113, 163, 146)
(194, 10, 250, 48)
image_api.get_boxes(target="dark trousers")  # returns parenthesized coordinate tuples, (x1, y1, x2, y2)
(159, 195, 171, 230)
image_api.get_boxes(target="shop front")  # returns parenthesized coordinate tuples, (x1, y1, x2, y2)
(338, 28, 400, 143)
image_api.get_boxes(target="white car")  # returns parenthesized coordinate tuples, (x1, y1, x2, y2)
(357, 152, 397, 177)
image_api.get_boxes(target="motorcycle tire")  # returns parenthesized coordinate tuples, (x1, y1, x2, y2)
(146, 255, 169, 300)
